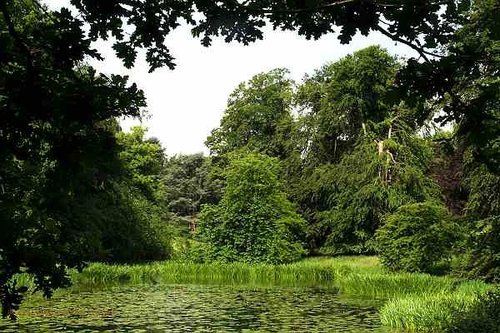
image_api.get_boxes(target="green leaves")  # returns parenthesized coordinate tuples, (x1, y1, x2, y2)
(206, 68, 296, 159)
(197, 153, 306, 264)
(376, 202, 456, 273)
(296, 46, 400, 166)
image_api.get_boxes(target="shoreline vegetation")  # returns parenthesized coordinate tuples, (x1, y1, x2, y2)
(15, 256, 496, 332)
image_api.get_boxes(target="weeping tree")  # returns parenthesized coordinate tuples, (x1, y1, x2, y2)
(311, 112, 441, 254)
(293, 47, 434, 252)
(295, 46, 401, 167)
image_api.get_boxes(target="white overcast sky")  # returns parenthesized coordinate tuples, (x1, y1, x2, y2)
(44, 0, 417, 155)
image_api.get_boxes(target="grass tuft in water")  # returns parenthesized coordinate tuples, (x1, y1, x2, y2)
(379, 281, 493, 332)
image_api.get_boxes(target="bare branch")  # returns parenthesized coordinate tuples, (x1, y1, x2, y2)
(376, 25, 431, 62)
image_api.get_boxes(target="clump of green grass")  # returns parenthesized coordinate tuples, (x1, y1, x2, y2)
(335, 272, 458, 299)
(380, 292, 478, 332)
(380, 281, 493, 332)
(72, 260, 337, 289)
(71, 256, 485, 302)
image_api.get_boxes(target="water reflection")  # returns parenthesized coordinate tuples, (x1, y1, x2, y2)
(1, 285, 383, 332)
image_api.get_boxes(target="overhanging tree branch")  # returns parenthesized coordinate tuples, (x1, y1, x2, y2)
(245, 0, 400, 15)
(375, 24, 446, 62)
(0, 0, 34, 77)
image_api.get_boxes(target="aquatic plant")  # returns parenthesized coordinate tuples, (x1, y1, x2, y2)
(380, 281, 494, 332)
(72, 260, 337, 289)
(335, 273, 458, 299)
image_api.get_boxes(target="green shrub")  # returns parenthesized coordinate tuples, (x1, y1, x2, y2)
(449, 286, 500, 333)
(376, 202, 456, 273)
(455, 216, 500, 282)
(196, 153, 306, 264)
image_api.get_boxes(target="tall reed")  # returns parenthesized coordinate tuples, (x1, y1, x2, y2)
(72, 260, 337, 289)
(380, 281, 493, 332)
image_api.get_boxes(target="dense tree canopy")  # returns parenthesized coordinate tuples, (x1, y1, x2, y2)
(1, 1, 148, 317)
(399, 0, 500, 173)
(305, 115, 440, 254)
(61, 0, 469, 71)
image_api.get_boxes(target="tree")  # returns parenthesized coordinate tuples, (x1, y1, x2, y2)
(453, 158, 500, 282)
(296, 46, 401, 167)
(396, 0, 500, 280)
(206, 68, 297, 160)
(196, 153, 306, 264)
(399, 0, 500, 174)
(313, 115, 441, 254)
(64, 0, 466, 71)
(103, 126, 172, 263)
(162, 153, 223, 235)
(291, 47, 435, 253)
(0, 1, 147, 317)
(116, 127, 166, 202)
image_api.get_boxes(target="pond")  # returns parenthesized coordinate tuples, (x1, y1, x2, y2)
(1, 284, 385, 332)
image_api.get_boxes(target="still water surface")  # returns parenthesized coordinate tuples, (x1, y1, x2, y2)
(1, 285, 384, 332)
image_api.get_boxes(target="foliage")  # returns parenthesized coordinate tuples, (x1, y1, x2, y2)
(400, 0, 500, 173)
(376, 202, 456, 273)
(196, 153, 306, 264)
(452, 155, 500, 282)
(290, 47, 438, 254)
(0, 1, 147, 316)
(116, 127, 165, 202)
(63, 0, 466, 71)
(456, 216, 500, 283)
(314, 117, 440, 255)
(296, 46, 401, 166)
(206, 69, 297, 161)
(450, 287, 500, 333)
(93, 127, 172, 263)
(163, 154, 223, 229)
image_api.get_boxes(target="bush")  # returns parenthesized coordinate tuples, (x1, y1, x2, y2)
(196, 153, 306, 264)
(455, 216, 500, 282)
(450, 287, 500, 333)
(375, 202, 456, 273)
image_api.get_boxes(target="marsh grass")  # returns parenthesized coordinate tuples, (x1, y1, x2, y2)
(334, 273, 458, 299)
(380, 280, 494, 332)
(380, 291, 481, 332)
(72, 259, 338, 289)
(71, 257, 486, 299)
